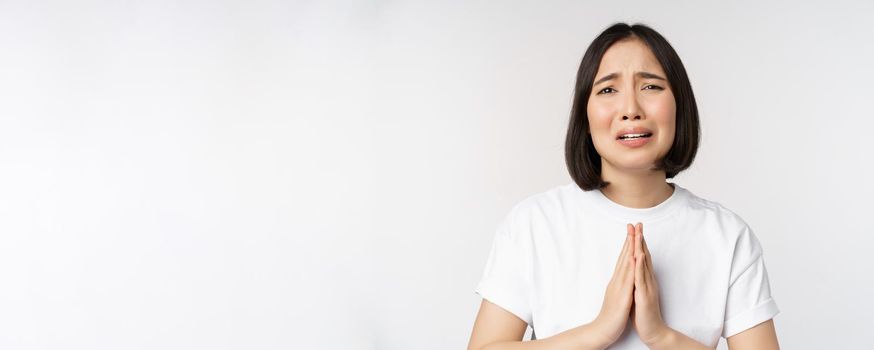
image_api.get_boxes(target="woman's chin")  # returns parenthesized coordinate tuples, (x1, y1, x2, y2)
(608, 159, 659, 173)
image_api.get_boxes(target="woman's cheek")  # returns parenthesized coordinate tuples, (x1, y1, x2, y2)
(652, 92, 676, 117)
(641, 97, 669, 117)
(587, 110, 613, 137)
(587, 100, 612, 120)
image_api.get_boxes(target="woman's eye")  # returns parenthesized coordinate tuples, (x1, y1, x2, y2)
(597, 87, 615, 95)
(597, 85, 662, 95)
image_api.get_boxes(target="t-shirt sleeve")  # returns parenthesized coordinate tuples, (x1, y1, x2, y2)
(474, 207, 534, 325)
(722, 224, 780, 338)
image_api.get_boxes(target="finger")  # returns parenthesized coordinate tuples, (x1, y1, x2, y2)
(634, 246, 645, 291)
(641, 249, 652, 288)
(625, 249, 636, 292)
(645, 251, 658, 291)
(634, 224, 649, 291)
(641, 226, 654, 269)
(638, 225, 658, 290)
(616, 226, 633, 284)
(637, 227, 652, 285)
(623, 226, 635, 283)
(634, 223, 643, 262)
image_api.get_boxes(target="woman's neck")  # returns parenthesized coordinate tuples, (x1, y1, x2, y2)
(599, 160, 674, 209)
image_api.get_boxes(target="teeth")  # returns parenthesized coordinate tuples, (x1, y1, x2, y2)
(620, 133, 651, 139)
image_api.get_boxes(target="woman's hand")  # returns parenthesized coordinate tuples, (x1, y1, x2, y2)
(590, 224, 637, 346)
(630, 222, 671, 346)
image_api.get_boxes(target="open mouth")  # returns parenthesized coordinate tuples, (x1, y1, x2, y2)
(617, 132, 652, 140)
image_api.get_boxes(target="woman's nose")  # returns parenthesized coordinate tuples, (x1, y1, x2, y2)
(621, 92, 644, 120)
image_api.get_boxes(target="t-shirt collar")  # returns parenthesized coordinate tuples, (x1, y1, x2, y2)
(582, 182, 687, 223)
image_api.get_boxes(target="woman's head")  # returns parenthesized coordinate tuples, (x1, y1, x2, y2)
(565, 22, 699, 191)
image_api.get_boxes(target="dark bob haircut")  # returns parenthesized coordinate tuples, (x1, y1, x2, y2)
(565, 22, 700, 191)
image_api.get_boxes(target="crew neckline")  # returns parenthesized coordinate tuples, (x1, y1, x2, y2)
(577, 182, 688, 223)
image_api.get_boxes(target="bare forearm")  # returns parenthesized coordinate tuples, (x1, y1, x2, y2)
(480, 322, 610, 350)
(647, 328, 712, 350)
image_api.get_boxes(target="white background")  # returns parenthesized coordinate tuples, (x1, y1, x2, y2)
(1, 1, 872, 349)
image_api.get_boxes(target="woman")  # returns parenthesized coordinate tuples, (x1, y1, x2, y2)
(467, 23, 780, 349)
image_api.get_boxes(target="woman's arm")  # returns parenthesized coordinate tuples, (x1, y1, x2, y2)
(467, 299, 610, 350)
(645, 327, 714, 349)
(646, 319, 779, 350)
(726, 319, 779, 350)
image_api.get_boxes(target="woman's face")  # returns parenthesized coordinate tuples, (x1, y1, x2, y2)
(586, 38, 676, 173)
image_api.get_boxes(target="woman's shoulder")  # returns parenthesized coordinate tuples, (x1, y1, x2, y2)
(492, 183, 580, 238)
(681, 186, 757, 240)
(504, 182, 579, 220)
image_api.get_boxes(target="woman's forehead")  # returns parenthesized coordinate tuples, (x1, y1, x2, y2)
(597, 39, 663, 74)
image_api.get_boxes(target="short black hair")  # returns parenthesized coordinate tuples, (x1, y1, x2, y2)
(565, 22, 700, 191)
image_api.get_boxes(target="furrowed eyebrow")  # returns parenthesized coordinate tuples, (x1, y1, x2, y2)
(593, 71, 667, 86)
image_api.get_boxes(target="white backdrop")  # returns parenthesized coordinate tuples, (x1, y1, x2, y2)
(1, 1, 872, 349)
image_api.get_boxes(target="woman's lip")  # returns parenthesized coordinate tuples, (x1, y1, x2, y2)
(617, 136, 652, 148)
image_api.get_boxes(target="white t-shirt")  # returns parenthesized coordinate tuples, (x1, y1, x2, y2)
(474, 182, 779, 348)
